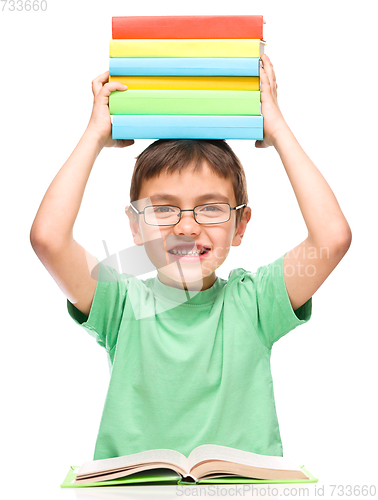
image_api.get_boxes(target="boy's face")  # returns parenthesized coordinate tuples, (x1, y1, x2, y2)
(126, 162, 251, 291)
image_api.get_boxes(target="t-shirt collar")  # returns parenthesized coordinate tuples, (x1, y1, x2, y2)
(151, 274, 225, 305)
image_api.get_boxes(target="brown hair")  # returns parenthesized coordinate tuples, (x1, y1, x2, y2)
(129, 139, 248, 228)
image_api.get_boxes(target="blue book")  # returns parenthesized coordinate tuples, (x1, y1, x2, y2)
(109, 58, 260, 76)
(111, 115, 263, 140)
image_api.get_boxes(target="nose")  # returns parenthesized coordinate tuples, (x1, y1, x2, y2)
(173, 210, 201, 236)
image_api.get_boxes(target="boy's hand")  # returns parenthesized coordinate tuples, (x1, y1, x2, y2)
(255, 54, 288, 148)
(86, 71, 134, 149)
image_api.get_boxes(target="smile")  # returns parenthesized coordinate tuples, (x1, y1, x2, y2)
(169, 248, 206, 255)
(167, 248, 210, 259)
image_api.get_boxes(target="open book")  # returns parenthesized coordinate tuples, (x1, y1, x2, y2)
(73, 444, 311, 485)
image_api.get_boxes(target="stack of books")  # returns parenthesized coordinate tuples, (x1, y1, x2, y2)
(108, 15, 266, 140)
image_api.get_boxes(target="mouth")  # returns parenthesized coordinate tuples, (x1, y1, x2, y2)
(167, 245, 211, 260)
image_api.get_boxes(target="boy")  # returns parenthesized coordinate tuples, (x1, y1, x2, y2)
(30, 54, 352, 461)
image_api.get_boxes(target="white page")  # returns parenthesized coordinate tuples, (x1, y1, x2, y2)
(78, 448, 188, 476)
(188, 445, 301, 472)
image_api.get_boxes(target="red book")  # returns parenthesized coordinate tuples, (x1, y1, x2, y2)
(112, 15, 265, 40)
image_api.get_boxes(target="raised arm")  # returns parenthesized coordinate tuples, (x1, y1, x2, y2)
(30, 72, 133, 316)
(256, 54, 352, 311)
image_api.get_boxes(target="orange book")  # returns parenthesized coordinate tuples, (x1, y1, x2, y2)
(112, 15, 264, 40)
(108, 76, 260, 91)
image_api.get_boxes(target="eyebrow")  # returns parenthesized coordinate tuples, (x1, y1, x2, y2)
(149, 192, 230, 204)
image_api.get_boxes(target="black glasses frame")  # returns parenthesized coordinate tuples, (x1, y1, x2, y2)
(128, 202, 247, 226)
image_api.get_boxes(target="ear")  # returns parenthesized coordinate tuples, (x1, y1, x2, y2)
(125, 205, 144, 246)
(232, 206, 252, 247)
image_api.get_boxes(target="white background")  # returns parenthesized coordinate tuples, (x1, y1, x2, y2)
(1, 0, 377, 499)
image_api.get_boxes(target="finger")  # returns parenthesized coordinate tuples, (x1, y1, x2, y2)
(259, 63, 272, 96)
(96, 81, 128, 99)
(255, 140, 269, 149)
(114, 139, 135, 148)
(260, 54, 277, 92)
(92, 71, 110, 96)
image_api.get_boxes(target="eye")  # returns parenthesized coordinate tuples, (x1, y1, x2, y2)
(154, 206, 174, 213)
(201, 205, 222, 212)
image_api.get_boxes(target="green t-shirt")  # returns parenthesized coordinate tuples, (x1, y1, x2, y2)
(67, 253, 312, 461)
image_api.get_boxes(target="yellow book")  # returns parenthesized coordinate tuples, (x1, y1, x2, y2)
(108, 75, 260, 90)
(109, 39, 265, 58)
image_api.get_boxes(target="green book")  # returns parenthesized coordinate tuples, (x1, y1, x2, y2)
(109, 90, 261, 116)
(60, 444, 318, 488)
(61, 465, 318, 488)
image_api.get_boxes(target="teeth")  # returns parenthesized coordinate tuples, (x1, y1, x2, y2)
(170, 248, 206, 256)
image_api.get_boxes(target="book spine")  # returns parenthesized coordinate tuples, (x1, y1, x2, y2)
(111, 115, 264, 140)
(112, 15, 264, 40)
(109, 58, 260, 77)
(108, 76, 260, 91)
(108, 90, 261, 116)
(109, 39, 263, 58)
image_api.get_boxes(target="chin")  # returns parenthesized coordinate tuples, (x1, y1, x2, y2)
(159, 263, 205, 285)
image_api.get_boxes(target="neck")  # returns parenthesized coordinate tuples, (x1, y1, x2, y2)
(157, 271, 217, 291)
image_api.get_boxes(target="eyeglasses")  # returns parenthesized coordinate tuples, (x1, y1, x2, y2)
(128, 202, 246, 226)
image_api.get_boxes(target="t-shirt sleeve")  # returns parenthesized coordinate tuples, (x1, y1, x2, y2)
(236, 252, 312, 350)
(66, 258, 130, 353)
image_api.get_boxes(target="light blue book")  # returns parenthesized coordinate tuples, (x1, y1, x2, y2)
(109, 58, 260, 76)
(111, 115, 264, 140)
